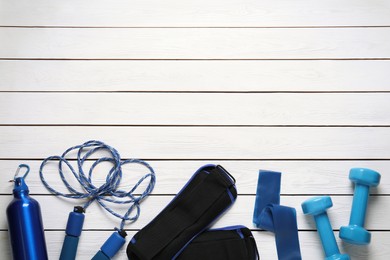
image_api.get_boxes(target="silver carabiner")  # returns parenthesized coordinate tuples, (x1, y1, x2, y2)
(9, 164, 30, 182)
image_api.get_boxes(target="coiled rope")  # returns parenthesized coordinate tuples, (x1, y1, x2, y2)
(39, 140, 156, 230)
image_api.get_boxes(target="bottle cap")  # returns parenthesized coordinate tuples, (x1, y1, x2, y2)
(13, 177, 29, 193)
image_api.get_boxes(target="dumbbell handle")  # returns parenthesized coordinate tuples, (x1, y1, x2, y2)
(350, 184, 369, 227)
(314, 213, 340, 257)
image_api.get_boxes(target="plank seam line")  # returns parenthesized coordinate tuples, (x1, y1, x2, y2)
(6, 194, 387, 197)
(1, 25, 390, 29)
(0, 124, 390, 128)
(1, 158, 390, 161)
(2, 91, 390, 94)
(2, 58, 390, 61)
(1, 229, 388, 232)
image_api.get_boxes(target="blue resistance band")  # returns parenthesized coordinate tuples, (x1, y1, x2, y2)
(39, 140, 156, 260)
(253, 170, 301, 260)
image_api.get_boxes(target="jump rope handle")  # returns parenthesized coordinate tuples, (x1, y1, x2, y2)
(60, 206, 85, 260)
(92, 230, 127, 260)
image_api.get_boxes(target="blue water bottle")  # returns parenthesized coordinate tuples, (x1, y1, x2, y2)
(6, 164, 49, 260)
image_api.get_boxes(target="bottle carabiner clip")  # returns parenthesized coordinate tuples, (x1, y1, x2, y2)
(9, 164, 30, 182)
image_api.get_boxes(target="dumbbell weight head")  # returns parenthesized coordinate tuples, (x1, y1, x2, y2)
(349, 168, 381, 187)
(339, 225, 370, 245)
(339, 168, 381, 245)
(302, 196, 332, 215)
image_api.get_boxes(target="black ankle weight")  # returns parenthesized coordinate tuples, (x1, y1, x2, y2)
(177, 226, 259, 260)
(126, 164, 237, 260)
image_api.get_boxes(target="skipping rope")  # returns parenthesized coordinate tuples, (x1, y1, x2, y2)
(39, 140, 156, 260)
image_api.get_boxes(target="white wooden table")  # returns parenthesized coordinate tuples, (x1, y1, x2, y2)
(1, 0, 390, 259)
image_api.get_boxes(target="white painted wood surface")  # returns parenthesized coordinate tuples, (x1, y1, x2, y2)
(1, 93, 390, 125)
(1, 0, 389, 259)
(1, 127, 390, 159)
(2, 60, 390, 92)
(1, 0, 390, 27)
(2, 28, 390, 59)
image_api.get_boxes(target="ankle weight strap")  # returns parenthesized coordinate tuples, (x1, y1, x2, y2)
(177, 226, 259, 260)
(127, 165, 237, 260)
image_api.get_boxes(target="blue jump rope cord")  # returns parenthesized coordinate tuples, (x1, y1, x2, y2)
(39, 140, 156, 230)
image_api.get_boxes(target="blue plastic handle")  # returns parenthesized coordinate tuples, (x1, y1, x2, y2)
(92, 251, 110, 260)
(60, 235, 80, 260)
(60, 207, 85, 260)
(92, 231, 126, 260)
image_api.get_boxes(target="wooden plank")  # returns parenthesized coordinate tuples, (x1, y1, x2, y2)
(1, 160, 388, 195)
(1, 0, 390, 27)
(1, 28, 390, 59)
(1, 126, 390, 159)
(2, 93, 390, 125)
(0, 231, 389, 259)
(2, 60, 390, 92)
(0, 195, 387, 230)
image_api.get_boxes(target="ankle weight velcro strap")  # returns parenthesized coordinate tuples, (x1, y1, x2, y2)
(177, 226, 259, 260)
(127, 165, 237, 260)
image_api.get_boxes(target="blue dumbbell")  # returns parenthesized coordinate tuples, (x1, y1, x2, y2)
(302, 196, 350, 260)
(339, 168, 381, 245)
